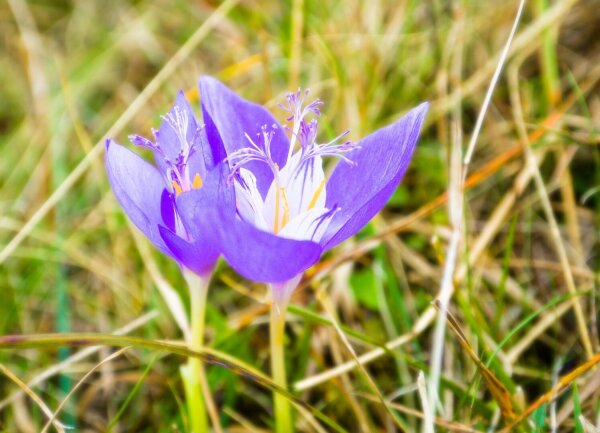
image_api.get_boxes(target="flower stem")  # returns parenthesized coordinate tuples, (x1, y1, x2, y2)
(270, 302, 293, 433)
(180, 271, 210, 433)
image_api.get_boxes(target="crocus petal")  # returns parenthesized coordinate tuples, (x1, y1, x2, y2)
(160, 189, 177, 233)
(235, 168, 269, 230)
(285, 154, 326, 218)
(199, 76, 289, 197)
(159, 162, 230, 275)
(210, 208, 322, 283)
(158, 226, 218, 276)
(321, 102, 428, 249)
(175, 163, 234, 241)
(278, 207, 332, 243)
(105, 139, 172, 257)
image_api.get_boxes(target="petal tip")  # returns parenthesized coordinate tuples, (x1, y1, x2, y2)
(413, 101, 430, 122)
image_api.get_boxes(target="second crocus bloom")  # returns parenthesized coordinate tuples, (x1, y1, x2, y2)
(193, 76, 429, 306)
(106, 92, 225, 278)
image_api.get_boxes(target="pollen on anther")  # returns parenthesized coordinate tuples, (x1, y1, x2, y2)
(172, 181, 183, 196)
(193, 173, 203, 189)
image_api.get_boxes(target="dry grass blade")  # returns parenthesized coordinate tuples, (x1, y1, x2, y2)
(0, 333, 346, 432)
(433, 300, 517, 422)
(199, 362, 223, 433)
(580, 415, 600, 433)
(432, 0, 578, 116)
(500, 353, 600, 432)
(308, 60, 600, 283)
(316, 288, 406, 432)
(222, 407, 264, 433)
(505, 289, 593, 365)
(509, 57, 594, 359)
(556, 368, 600, 426)
(359, 392, 483, 433)
(0, 311, 157, 410)
(40, 347, 131, 433)
(295, 63, 600, 392)
(0, 363, 67, 433)
(294, 312, 428, 392)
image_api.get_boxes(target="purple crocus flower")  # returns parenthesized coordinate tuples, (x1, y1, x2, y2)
(105, 92, 223, 277)
(196, 76, 428, 304)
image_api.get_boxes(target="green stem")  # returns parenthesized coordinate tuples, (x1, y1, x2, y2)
(270, 301, 293, 433)
(180, 271, 210, 433)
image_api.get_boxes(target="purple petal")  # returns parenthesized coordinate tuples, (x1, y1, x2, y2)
(105, 139, 172, 257)
(210, 207, 322, 283)
(199, 76, 289, 198)
(158, 226, 218, 277)
(200, 105, 228, 170)
(321, 102, 428, 249)
(160, 189, 176, 233)
(175, 163, 234, 241)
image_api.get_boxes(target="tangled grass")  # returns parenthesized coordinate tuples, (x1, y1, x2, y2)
(0, 0, 599, 431)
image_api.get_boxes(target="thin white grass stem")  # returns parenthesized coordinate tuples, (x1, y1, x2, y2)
(417, 372, 434, 433)
(579, 416, 600, 433)
(426, 124, 463, 432)
(0, 0, 239, 266)
(428, 2, 525, 428)
(435, 0, 575, 118)
(463, 0, 526, 167)
(297, 0, 596, 400)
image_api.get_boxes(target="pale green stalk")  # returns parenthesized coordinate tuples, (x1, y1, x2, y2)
(180, 270, 211, 433)
(268, 276, 301, 433)
(270, 301, 293, 433)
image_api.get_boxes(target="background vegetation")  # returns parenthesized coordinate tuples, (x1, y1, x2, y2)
(1, 0, 599, 431)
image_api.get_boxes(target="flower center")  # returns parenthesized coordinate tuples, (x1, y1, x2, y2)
(227, 89, 360, 241)
(130, 105, 204, 197)
(273, 184, 290, 234)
